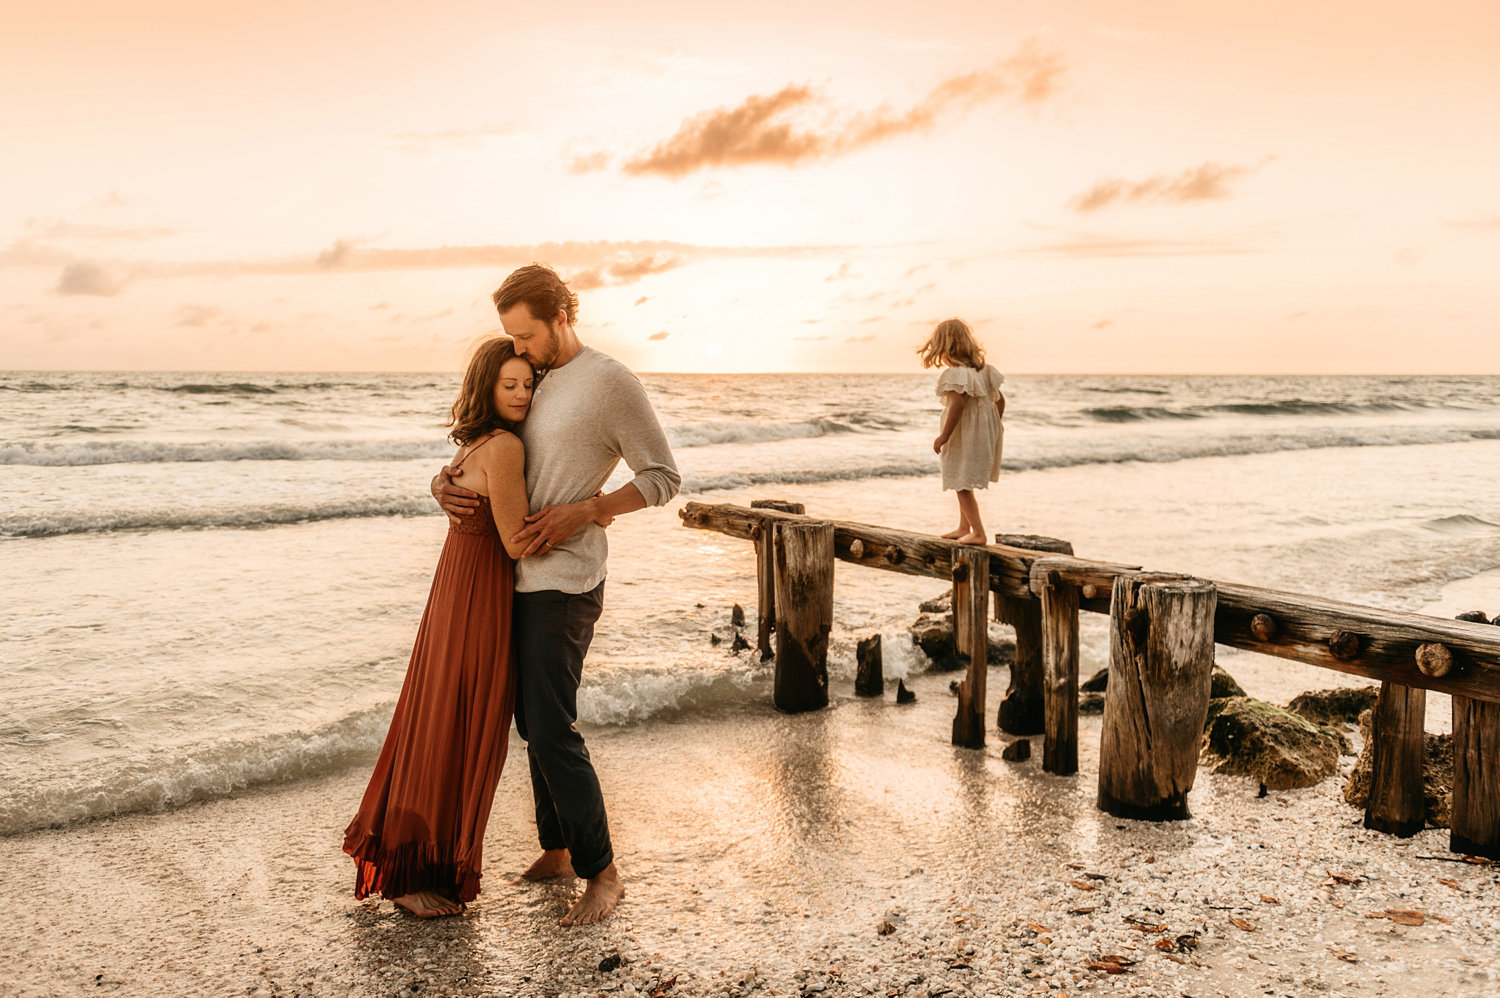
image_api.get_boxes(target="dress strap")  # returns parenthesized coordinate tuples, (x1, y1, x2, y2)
(452, 429, 510, 471)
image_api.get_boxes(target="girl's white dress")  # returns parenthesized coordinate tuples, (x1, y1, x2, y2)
(936, 364, 1005, 491)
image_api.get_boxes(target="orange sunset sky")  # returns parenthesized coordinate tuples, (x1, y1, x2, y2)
(2, 0, 1497, 374)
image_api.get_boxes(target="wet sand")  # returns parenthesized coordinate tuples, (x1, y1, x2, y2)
(3, 666, 1499, 998)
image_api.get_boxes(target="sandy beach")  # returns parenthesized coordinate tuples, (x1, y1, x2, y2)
(4, 661, 1498, 998)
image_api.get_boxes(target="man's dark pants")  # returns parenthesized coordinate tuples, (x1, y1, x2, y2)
(512, 582, 613, 879)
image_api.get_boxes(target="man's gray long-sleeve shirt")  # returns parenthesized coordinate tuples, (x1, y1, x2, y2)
(515, 346, 680, 594)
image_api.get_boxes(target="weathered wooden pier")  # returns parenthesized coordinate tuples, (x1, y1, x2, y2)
(680, 500, 1500, 859)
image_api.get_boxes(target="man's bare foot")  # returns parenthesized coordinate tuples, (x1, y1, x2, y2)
(955, 531, 987, 545)
(940, 527, 968, 539)
(560, 863, 624, 927)
(393, 891, 462, 918)
(520, 849, 576, 882)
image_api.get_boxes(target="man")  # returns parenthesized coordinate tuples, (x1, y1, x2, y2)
(433, 264, 680, 926)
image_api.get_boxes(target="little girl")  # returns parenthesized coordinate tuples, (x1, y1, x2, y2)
(918, 318, 1006, 544)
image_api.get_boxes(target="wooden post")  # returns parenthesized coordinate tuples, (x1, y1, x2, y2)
(1364, 682, 1427, 836)
(995, 534, 1074, 736)
(856, 634, 883, 697)
(1451, 695, 1500, 859)
(1035, 559, 1081, 776)
(952, 546, 991, 749)
(1098, 573, 1217, 820)
(773, 519, 833, 714)
(751, 500, 804, 661)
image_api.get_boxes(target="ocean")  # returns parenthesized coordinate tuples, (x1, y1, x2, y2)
(4, 370, 1500, 837)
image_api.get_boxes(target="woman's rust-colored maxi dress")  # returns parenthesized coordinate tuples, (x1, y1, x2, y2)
(343, 487, 515, 905)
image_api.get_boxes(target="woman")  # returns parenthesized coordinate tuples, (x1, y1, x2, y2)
(342, 336, 537, 918)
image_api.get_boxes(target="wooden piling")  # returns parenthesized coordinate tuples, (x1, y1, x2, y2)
(1364, 682, 1427, 836)
(772, 518, 833, 714)
(1451, 695, 1500, 859)
(856, 634, 883, 697)
(952, 546, 991, 749)
(1098, 573, 1217, 820)
(1034, 559, 1081, 775)
(995, 534, 1074, 736)
(751, 500, 805, 661)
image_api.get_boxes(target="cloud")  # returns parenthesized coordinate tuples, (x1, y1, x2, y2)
(10, 239, 850, 296)
(622, 40, 1064, 177)
(845, 335, 875, 342)
(55, 260, 122, 296)
(825, 262, 856, 282)
(793, 335, 828, 341)
(25, 218, 186, 241)
(1092, 319, 1113, 329)
(607, 253, 681, 281)
(1010, 235, 1252, 258)
(1070, 159, 1269, 212)
(569, 151, 612, 174)
(1448, 215, 1500, 232)
(567, 268, 605, 290)
(175, 304, 220, 326)
(648, 331, 670, 341)
(316, 239, 355, 268)
(634, 296, 652, 306)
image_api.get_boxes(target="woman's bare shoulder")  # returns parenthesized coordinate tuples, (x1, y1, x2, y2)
(469, 429, 524, 466)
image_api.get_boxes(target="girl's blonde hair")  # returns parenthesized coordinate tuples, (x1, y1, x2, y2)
(918, 318, 985, 370)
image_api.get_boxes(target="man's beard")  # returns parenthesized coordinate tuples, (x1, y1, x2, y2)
(534, 326, 561, 371)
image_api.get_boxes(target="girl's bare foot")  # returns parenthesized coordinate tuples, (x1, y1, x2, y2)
(940, 526, 968, 539)
(955, 531, 988, 545)
(520, 849, 576, 882)
(559, 863, 625, 927)
(393, 891, 462, 918)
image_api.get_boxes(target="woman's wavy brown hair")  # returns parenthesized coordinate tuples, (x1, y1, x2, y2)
(446, 336, 533, 445)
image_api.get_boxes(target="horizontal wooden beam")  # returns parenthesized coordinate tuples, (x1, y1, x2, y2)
(683, 501, 1500, 704)
(680, 501, 1045, 597)
(1214, 584, 1500, 702)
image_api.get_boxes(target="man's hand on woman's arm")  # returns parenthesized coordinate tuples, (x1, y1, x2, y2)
(432, 465, 482, 525)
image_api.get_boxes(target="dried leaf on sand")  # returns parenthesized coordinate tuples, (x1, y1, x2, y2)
(1086, 955, 1135, 975)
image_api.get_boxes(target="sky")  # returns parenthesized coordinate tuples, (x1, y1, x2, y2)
(2, 0, 1497, 373)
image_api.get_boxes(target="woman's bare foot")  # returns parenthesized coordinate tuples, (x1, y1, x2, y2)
(520, 849, 576, 882)
(393, 891, 462, 918)
(954, 531, 988, 545)
(939, 526, 969, 539)
(560, 863, 625, 927)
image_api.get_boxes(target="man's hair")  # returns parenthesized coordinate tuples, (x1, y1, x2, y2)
(491, 263, 579, 325)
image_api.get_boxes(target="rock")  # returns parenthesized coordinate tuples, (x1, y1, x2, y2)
(599, 955, 623, 973)
(1080, 665, 1243, 699)
(1287, 687, 1379, 728)
(731, 603, 746, 627)
(896, 679, 916, 704)
(1080, 668, 1109, 693)
(1079, 692, 1105, 715)
(1002, 738, 1031, 762)
(1455, 609, 1491, 624)
(730, 632, 751, 653)
(909, 611, 1016, 672)
(1201, 697, 1344, 789)
(1210, 666, 1246, 699)
(919, 591, 952, 614)
(1342, 708, 1454, 827)
(709, 632, 722, 646)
